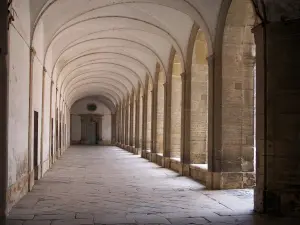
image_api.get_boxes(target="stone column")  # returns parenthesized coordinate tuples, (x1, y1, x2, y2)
(180, 72, 192, 175)
(142, 81, 148, 152)
(134, 87, 140, 154)
(254, 20, 300, 216)
(98, 116, 102, 143)
(39, 68, 47, 178)
(163, 74, 172, 167)
(151, 72, 158, 155)
(118, 108, 121, 145)
(0, 1, 8, 217)
(149, 72, 158, 162)
(115, 107, 120, 143)
(121, 104, 125, 146)
(125, 101, 129, 146)
(111, 113, 116, 144)
(80, 116, 87, 144)
(118, 107, 122, 144)
(27, 47, 36, 190)
(129, 94, 134, 147)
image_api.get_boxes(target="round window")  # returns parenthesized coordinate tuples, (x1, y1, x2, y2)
(87, 103, 97, 112)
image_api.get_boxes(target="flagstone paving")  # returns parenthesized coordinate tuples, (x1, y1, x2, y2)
(6, 146, 299, 225)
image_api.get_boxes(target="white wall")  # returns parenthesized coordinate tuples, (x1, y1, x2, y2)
(71, 98, 112, 143)
(7, 0, 31, 209)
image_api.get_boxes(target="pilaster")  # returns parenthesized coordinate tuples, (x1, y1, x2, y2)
(0, 0, 8, 217)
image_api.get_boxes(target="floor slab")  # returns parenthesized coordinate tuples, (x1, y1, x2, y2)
(6, 146, 299, 225)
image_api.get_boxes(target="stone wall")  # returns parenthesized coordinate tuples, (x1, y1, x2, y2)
(7, 0, 31, 212)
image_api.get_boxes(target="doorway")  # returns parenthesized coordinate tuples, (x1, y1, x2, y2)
(86, 120, 97, 145)
(33, 111, 39, 180)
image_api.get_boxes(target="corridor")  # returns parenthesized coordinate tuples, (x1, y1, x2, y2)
(6, 147, 297, 225)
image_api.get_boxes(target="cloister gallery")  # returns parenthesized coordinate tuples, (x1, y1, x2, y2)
(1, 0, 300, 224)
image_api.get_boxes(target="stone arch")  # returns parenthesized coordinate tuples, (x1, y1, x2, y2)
(208, 0, 257, 189)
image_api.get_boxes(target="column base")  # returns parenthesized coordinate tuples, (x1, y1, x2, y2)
(141, 150, 147, 159)
(254, 187, 300, 217)
(162, 157, 171, 169)
(156, 154, 164, 166)
(206, 172, 255, 189)
(179, 164, 190, 176)
(129, 146, 135, 153)
(145, 150, 151, 161)
(34, 165, 43, 181)
(150, 153, 157, 163)
(132, 147, 141, 155)
(116, 142, 121, 147)
(28, 170, 35, 191)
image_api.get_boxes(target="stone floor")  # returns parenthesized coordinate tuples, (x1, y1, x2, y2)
(6, 146, 299, 225)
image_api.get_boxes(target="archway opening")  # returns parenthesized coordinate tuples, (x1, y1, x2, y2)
(156, 66, 165, 155)
(170, 53, 182, 160)
(190, 30, 209, 167)
(218, 0, 257, 195)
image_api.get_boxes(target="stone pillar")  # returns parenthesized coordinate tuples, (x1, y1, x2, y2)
(0, 0, 8, 217)
(129, 94, 134, 147)
(115, 109, 119, 144)
(118, 106, 122, 144)
(180, 72, 192, 175)
(98, 116, 102, 143)
(49, 81, 54, 165)
(27, 47, 36, 190)
(134, 87, 140, 154)
(163, 74, 172, 167)
(39, 68, 47, 178)
(125, 101, 129, 146)
(80, 116, 87, 144)
(139, 93, 143, 153)
(111, 113, 116, 144)
(146, 81, 152, 151)
(122, 104, 125, 145)
(151, 72, 158, 155)
(142, 81, 148, 151)
(254, 20, 300, 216)
(118, 107, 122, 144)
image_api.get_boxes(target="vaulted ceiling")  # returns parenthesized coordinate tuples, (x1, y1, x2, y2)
(29, 0, 223, 109)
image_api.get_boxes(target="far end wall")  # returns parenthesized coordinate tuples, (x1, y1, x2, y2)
(71, 99, 112, 145)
